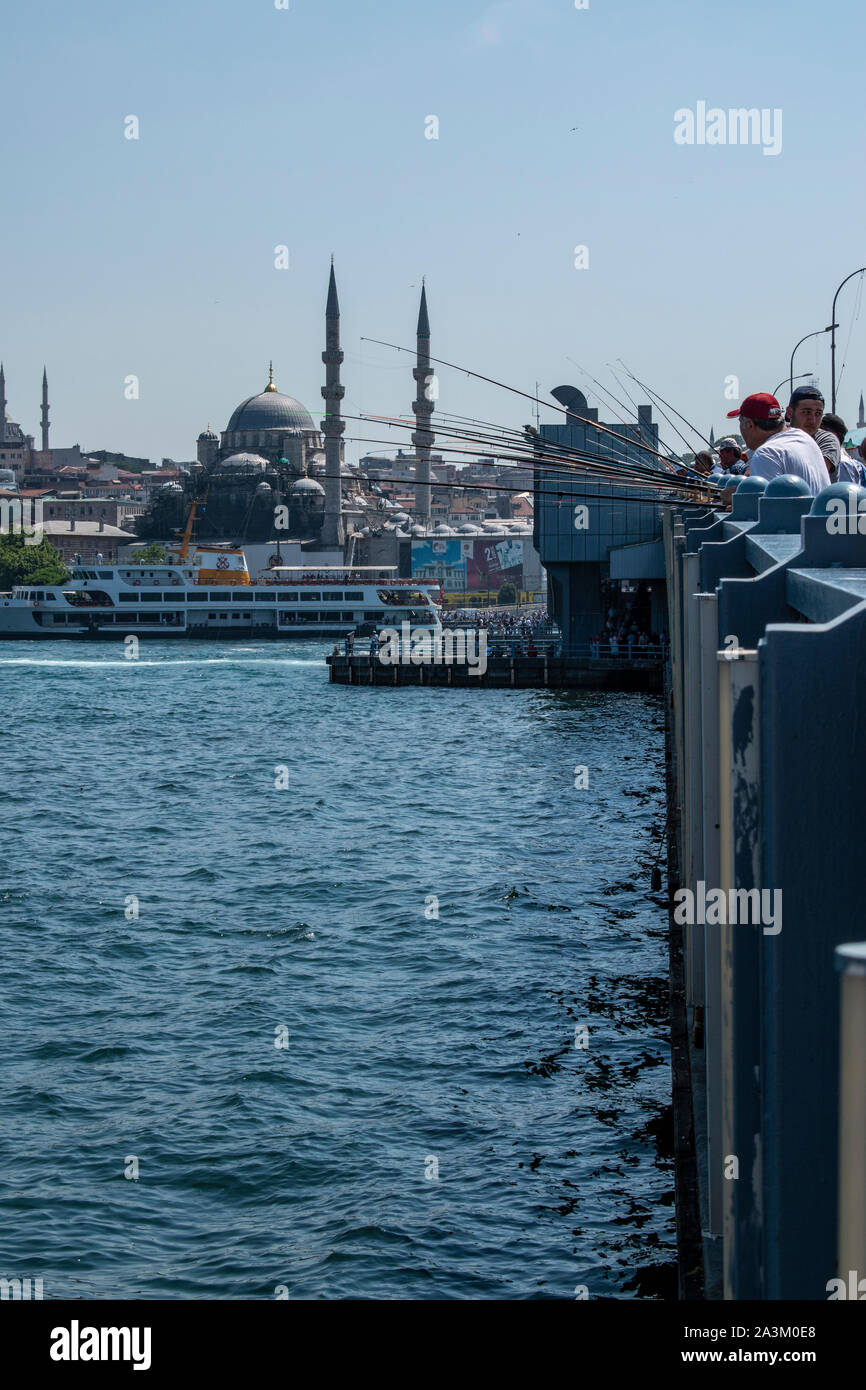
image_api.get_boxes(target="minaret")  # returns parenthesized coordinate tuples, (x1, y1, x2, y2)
(0, 363, 7, 442)
(411, 281, 434, 525)
(709, 425, 715, 448)
(859, 392, 865, 429)
(320, 259, 345, 549)
(41, 366, 50, 451)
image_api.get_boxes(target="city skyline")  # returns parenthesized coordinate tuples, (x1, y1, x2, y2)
(2, 0, 864, 461)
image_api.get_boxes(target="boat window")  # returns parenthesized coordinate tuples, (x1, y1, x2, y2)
(98, 570, 113, 579)
(43, 593, 56, 602)
(342, 612, 355, 621)
(188, 593, 208, 602)
(278, 591, 297, 600)
(344, 590, 363, 600)
(364, 611, 387, 621)
(231, 591, 249, 601)
(325, 592, 343, 602)
(299, 593, 321, 602)
(140, 592, 162, 602)
(209, 592, 233, 602)
(241, 613, 251, 619)
(255, 592, 276, 602)
(219, 613, 229, 620)
(119, 593, 139, 602)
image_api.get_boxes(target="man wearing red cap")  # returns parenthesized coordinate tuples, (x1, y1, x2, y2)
(726, 392, 828, 495)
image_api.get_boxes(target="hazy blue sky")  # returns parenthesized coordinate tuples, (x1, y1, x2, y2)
(2, 0, 864, 463)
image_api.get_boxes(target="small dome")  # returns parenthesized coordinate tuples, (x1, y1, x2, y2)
(764, 474, 812, 498)
(290, 477, 325, 495)
(809, 482, 866, 516)
(255, 480, 272, 493)
(198, 427, 219, 441)
(432, 523, 455, 535)
(458, 523, 481, 533)
(219, 452, 269, 472)
(410, 524, 428, 536)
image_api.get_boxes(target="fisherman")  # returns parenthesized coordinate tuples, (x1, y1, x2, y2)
(814, 426, 841, 481)
(785, 384, 825, 437)
(693, 449, 722, 476)
(822, 413, 866, 485)
(716, 436, 748, 474)
(726, 391, 827, 495)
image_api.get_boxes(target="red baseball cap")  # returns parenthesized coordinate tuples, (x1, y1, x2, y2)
(726, 392, 783, 422)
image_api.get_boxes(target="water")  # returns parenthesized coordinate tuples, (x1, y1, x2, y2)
(0, 639, 674, 1299)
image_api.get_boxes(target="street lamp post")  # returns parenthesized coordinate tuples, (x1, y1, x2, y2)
(773, 371, 814, 398)
(831, 268, 866, 412)
(789, 325, 837, 399)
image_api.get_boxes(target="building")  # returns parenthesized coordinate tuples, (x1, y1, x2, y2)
(533, 386, 669, 645)
(38, 519, 138, 564)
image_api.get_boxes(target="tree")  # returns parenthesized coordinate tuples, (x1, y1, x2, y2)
(0, 532, 67, 590)
(134, 542, 169, 564)
(497, 581, 517, 606)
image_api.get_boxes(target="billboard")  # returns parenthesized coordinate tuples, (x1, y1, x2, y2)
(411, 536, 524, 592)
(466, 537, 523, 589)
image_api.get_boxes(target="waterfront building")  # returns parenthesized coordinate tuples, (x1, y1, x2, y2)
(534, 386, 668, 646)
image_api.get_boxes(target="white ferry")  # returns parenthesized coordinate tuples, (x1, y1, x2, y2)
(0, 543, 442, 640)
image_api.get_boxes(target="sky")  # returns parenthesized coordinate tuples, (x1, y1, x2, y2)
(2, 0, 865, 465)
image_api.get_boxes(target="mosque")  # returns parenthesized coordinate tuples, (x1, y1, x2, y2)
(138, 262, 436, 552)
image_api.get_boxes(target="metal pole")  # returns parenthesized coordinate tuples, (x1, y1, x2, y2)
(789, 326, 836, 400)
(831, 269, 866, 412)
(836, 942, 866, 1289)
(773, 372, 812, 398)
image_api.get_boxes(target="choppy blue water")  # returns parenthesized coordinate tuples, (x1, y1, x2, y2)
(0, 639, 674, 1300)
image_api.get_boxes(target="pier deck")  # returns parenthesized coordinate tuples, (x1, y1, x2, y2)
(326, 650, 663, 691)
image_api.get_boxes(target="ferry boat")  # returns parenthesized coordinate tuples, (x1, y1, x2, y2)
(0, 544, 443, 640)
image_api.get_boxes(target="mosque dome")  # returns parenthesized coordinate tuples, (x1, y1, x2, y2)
(226, 366, 315, 434)
(432, 523, 455, 535)
(219, 452, 269, 472)
(198, 427, 219, 441)
(458, 523, 481, 533)
(290, 476, 325, 495)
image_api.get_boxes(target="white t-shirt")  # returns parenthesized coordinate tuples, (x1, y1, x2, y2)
(747, 427, 829, 496)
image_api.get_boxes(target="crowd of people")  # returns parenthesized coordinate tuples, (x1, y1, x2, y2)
(442, 606, 550, 638)
(678, 385, 866, 495)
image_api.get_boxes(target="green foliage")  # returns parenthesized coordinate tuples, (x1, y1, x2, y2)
(497, 581, 518, 605)
(134, 542, 169, 564)
(0, 531, 68, 590)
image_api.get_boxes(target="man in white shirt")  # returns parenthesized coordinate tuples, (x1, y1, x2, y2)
(726, 392, 828, 495)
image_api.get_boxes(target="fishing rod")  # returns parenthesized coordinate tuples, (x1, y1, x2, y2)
(616, 358, 714, 453)
(566, 356, 680, 469)
(341, 436, 712, 501)
(350, 420, 701, 497)
(352, 408, 691, 490)
(360, 336, 679, 470)
(609, 363, 696, 461)
(341, 456, 717, 513)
